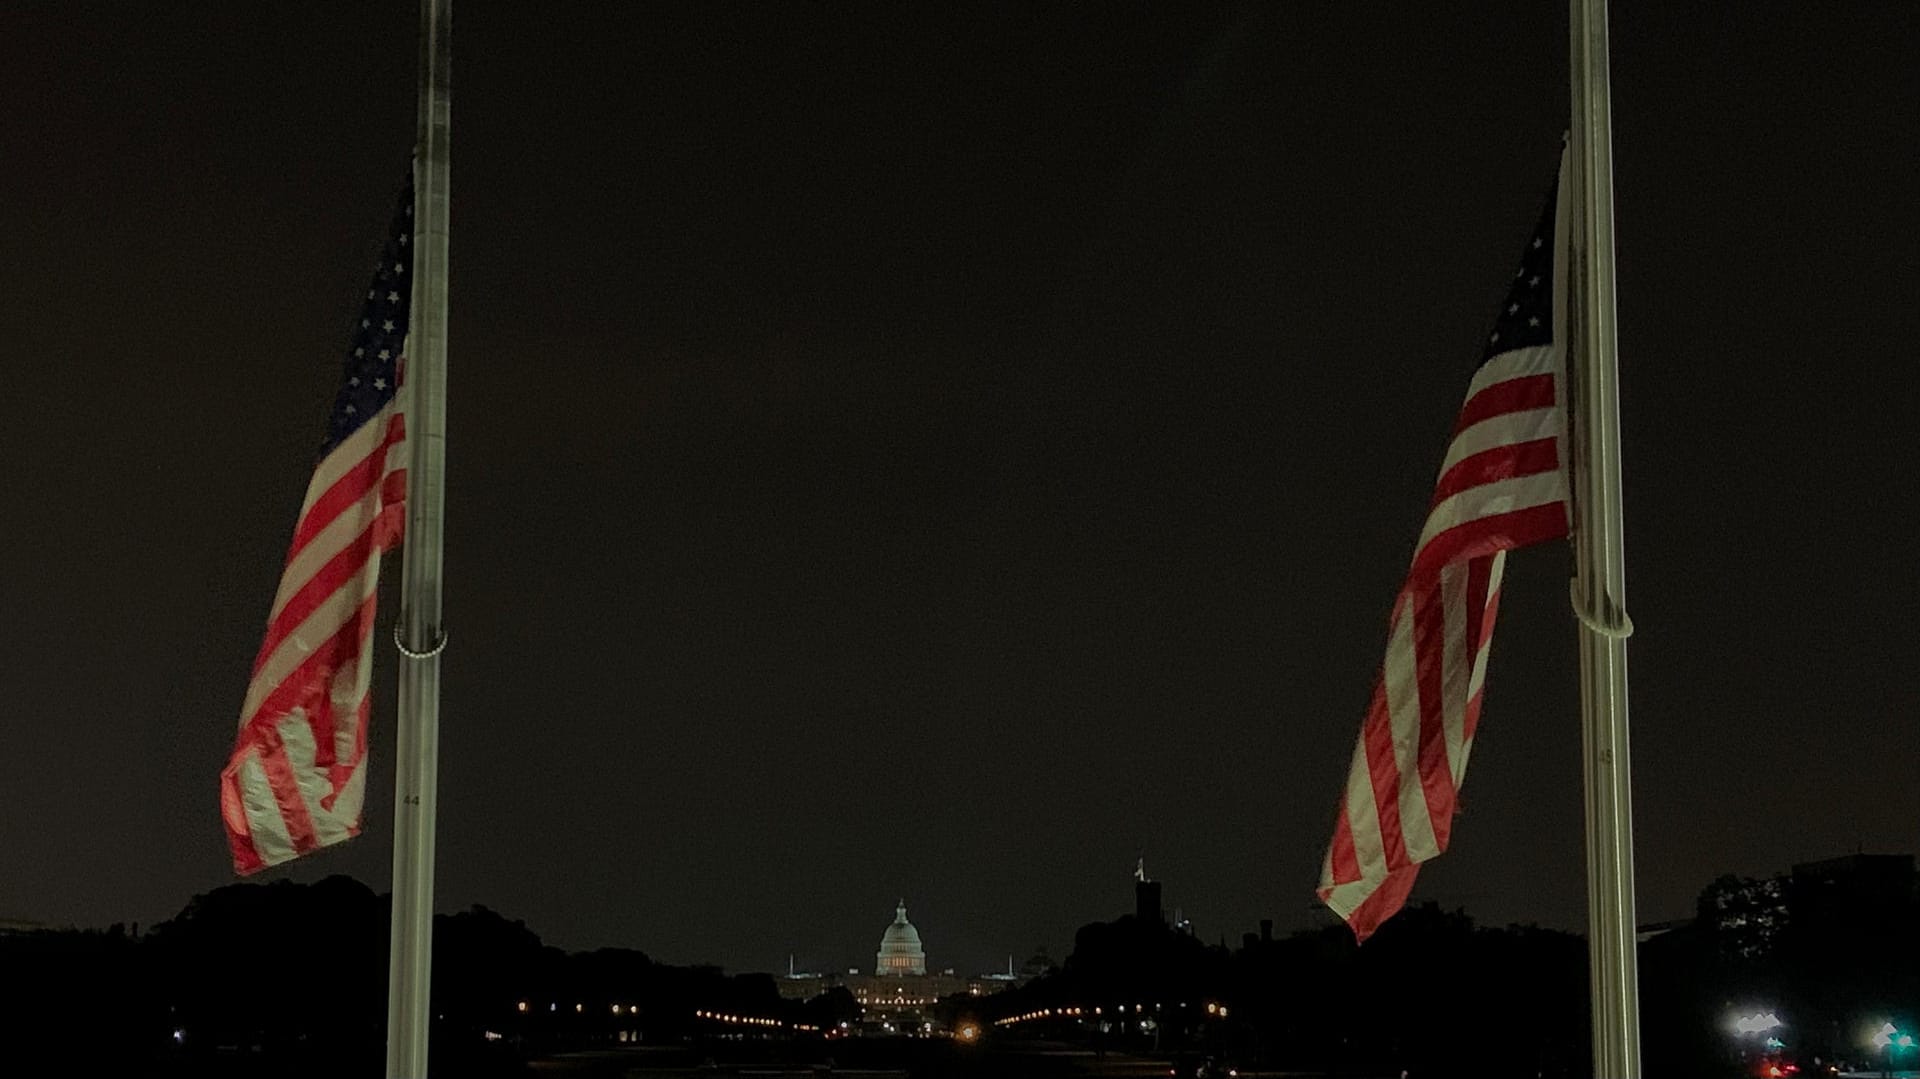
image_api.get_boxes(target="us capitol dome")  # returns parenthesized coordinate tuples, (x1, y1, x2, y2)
(773, 899, 1032, 1020)
(875, 900, 927, 975)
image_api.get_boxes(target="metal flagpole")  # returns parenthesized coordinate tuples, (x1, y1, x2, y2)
(1568, 0, 1642, 1075)
(387, 0, 451, 1076)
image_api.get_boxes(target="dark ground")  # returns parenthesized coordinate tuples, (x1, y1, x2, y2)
(525, 1040, 1292, 1078)
(116, 1039, 1306, 1079)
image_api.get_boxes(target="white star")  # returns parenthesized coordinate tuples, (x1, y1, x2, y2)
(349, 376, 360, 386)
(1532, 237, 1543, 249)
(1528, 275, 1541, 287)
(393, 262, 405, 273)
(382, 319, 395, 332)
(368, 289, 377, 299)
(361, 318, 370, 328)
(398, 234, 408, 245)
(1528, 316, 1541, 327)
(1490, 332, 1500, 343)
(374, 378, 387, 390)
(344, 404, 356, 414)
(379, 349, 391, 361)
(354, 347, 365, 357)
(1508, 303, 1519, 314)
(388, 291, 400, 302)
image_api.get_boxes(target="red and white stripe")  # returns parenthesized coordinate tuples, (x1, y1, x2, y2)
(219, 398, 407, 874)
(1316, 175, 1571, 941)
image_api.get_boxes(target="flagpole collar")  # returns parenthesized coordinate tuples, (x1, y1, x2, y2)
(393, 622, 448, 660)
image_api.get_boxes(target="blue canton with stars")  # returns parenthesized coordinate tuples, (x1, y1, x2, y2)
(1479, 173, 1558, 366)
(321, 174, 414, 457)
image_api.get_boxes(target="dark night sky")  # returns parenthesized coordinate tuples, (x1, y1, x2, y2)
(3, 3, 1916, 977)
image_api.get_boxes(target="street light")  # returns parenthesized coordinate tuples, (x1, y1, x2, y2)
(1731, 1011, 1783, 1035)
(1868, 1021, 1916, 1077)
(1729, 1011, 1786, 1073)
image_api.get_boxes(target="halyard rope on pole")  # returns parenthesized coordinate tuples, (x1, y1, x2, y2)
(1569, 579, 1634, 639)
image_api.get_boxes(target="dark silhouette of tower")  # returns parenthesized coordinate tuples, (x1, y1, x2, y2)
(1133, 859, 1163, 925)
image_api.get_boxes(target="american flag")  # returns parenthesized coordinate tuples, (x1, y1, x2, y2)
(220, 177, 413, 874)
(1317, 163, 1571, 941)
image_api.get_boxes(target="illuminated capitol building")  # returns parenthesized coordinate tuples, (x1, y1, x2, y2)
(777, 901, 1022, 1014)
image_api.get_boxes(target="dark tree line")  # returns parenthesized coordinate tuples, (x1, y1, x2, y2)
(0, 875, 820, 1076)
(958, 904, 1591, 1078)
(6, 860, 1915, 1078)
(956, 862, 1920, 1079)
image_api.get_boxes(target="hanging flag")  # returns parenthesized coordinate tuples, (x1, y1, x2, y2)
(1317, 160, 1570, 941)
(220, 177, 414, 874)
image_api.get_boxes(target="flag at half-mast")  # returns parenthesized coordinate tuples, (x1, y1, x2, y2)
(1317, 157, 1571, 941)
(220, 176, 414, 874)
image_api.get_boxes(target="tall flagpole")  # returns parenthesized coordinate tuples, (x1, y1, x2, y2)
(387, 0, 451, 1076)
(1568, 0, 1642, 1075)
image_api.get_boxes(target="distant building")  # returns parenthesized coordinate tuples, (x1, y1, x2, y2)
(1692, 852, 1917, 962)
(774, 901, 1027, 1017)
(1788, 852, 1915, 922)
(1633, 917, 1691, 944)
(1134, 859, 1163, 926)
